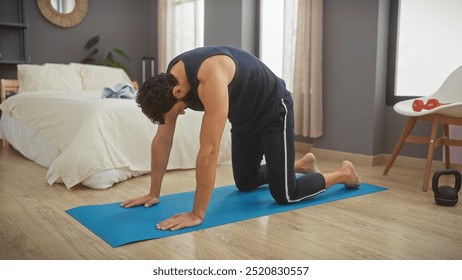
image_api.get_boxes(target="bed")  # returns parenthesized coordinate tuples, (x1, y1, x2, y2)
(0, 63, 232, 190)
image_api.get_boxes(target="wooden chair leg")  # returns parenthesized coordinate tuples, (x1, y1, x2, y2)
(422, 119, 440, 192)
(383, 117, 418, 175)
(2, 139, 8, 147)
(443, 124, 451, 169)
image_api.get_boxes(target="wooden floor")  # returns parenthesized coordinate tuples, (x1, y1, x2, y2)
(1, 143, 461, 260)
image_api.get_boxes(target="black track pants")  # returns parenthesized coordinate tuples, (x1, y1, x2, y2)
(231, 97, 326, 204)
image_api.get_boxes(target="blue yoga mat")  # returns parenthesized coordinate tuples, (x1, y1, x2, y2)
(66, 183, 387, 247)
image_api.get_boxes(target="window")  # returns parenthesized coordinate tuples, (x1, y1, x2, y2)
(387, 0, 462, 104)
(167, 0, 204, 62)
(260, 0, 284, 77)
(259, 0, 298, 92)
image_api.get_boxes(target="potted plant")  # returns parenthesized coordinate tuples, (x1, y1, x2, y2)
(80, 35, 131, 77)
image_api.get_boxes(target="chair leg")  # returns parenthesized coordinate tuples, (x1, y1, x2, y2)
(443, 124, 451, 169)
(422, 119, 440, 192)
(2, 139, 8, 148)
(383, 117, 418, 175)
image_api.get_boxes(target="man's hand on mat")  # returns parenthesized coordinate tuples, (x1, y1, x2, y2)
(157, 212, 203, 231)
(120, 194, 159, 208)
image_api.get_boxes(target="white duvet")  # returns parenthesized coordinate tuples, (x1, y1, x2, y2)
(0, 91, 232, 189)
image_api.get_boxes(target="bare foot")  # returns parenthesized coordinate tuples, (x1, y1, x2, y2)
(295, 153, 320, 173)
(341, 160, 361, 188)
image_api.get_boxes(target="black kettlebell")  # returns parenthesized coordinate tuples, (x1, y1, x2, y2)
(432, 169, 461, 206)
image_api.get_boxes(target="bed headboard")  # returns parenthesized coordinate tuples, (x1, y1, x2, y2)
(0, 79, 139, 104)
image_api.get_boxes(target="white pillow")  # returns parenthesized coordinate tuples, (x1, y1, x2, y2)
(17, 63, 83, 93)
(72, 63, 131, 91)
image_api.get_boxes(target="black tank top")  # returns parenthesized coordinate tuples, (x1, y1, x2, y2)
(167, 46, 289, 133)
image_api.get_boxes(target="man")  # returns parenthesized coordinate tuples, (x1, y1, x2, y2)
(121, 46, 360, 231)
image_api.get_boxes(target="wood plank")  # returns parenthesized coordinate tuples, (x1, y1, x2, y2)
(1, 144, 461, 259)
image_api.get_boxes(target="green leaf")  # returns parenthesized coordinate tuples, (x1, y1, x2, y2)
(80, 36, 131, 78)
(80, 48, 99, 64)
(102, 57, 131, 78)
(84, 35, 100, 49)
(113, 48, 131, 62)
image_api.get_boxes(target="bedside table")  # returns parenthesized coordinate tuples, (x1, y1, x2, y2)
(1, 79, 19, 104)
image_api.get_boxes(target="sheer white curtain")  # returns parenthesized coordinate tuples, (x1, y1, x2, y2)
(157, 0, 204, 73)
(292, 0, 323, 138)
(266, 0, 323, 138)
(281, 0, 298, 93)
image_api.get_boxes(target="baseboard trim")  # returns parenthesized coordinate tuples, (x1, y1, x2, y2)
(309, 147, 384, 166)
(294, 142, 312, 153)
(380, 154, 462, 170)
(301, 145, 462, 170)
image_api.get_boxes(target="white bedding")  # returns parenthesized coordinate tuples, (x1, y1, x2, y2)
(0, 91, 232, 189)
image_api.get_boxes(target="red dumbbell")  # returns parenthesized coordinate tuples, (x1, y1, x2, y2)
(412, 99, 425, 112)
(412, 98, 443, 112)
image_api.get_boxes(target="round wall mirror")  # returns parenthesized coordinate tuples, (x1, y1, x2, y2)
(37, 0, 88, 28)
(50, 0, 75, 14)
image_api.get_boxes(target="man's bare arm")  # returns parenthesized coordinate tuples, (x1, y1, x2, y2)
(156, 56, 235, 230)
(121, 116, 178, 208)
(192, 69, 230, 220)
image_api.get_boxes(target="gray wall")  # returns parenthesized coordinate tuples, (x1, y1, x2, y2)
(0, 0, 157, 83)
(318, 0, 433, 159)
(0, 0, 434, 160)
(315, 0, 388, 156)
(204, 0, 257, 54)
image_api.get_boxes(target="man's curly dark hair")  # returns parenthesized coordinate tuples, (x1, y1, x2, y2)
(136, 73, 178, 125)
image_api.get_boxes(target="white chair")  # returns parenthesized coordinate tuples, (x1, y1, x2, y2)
(383, 65, 462, 191)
